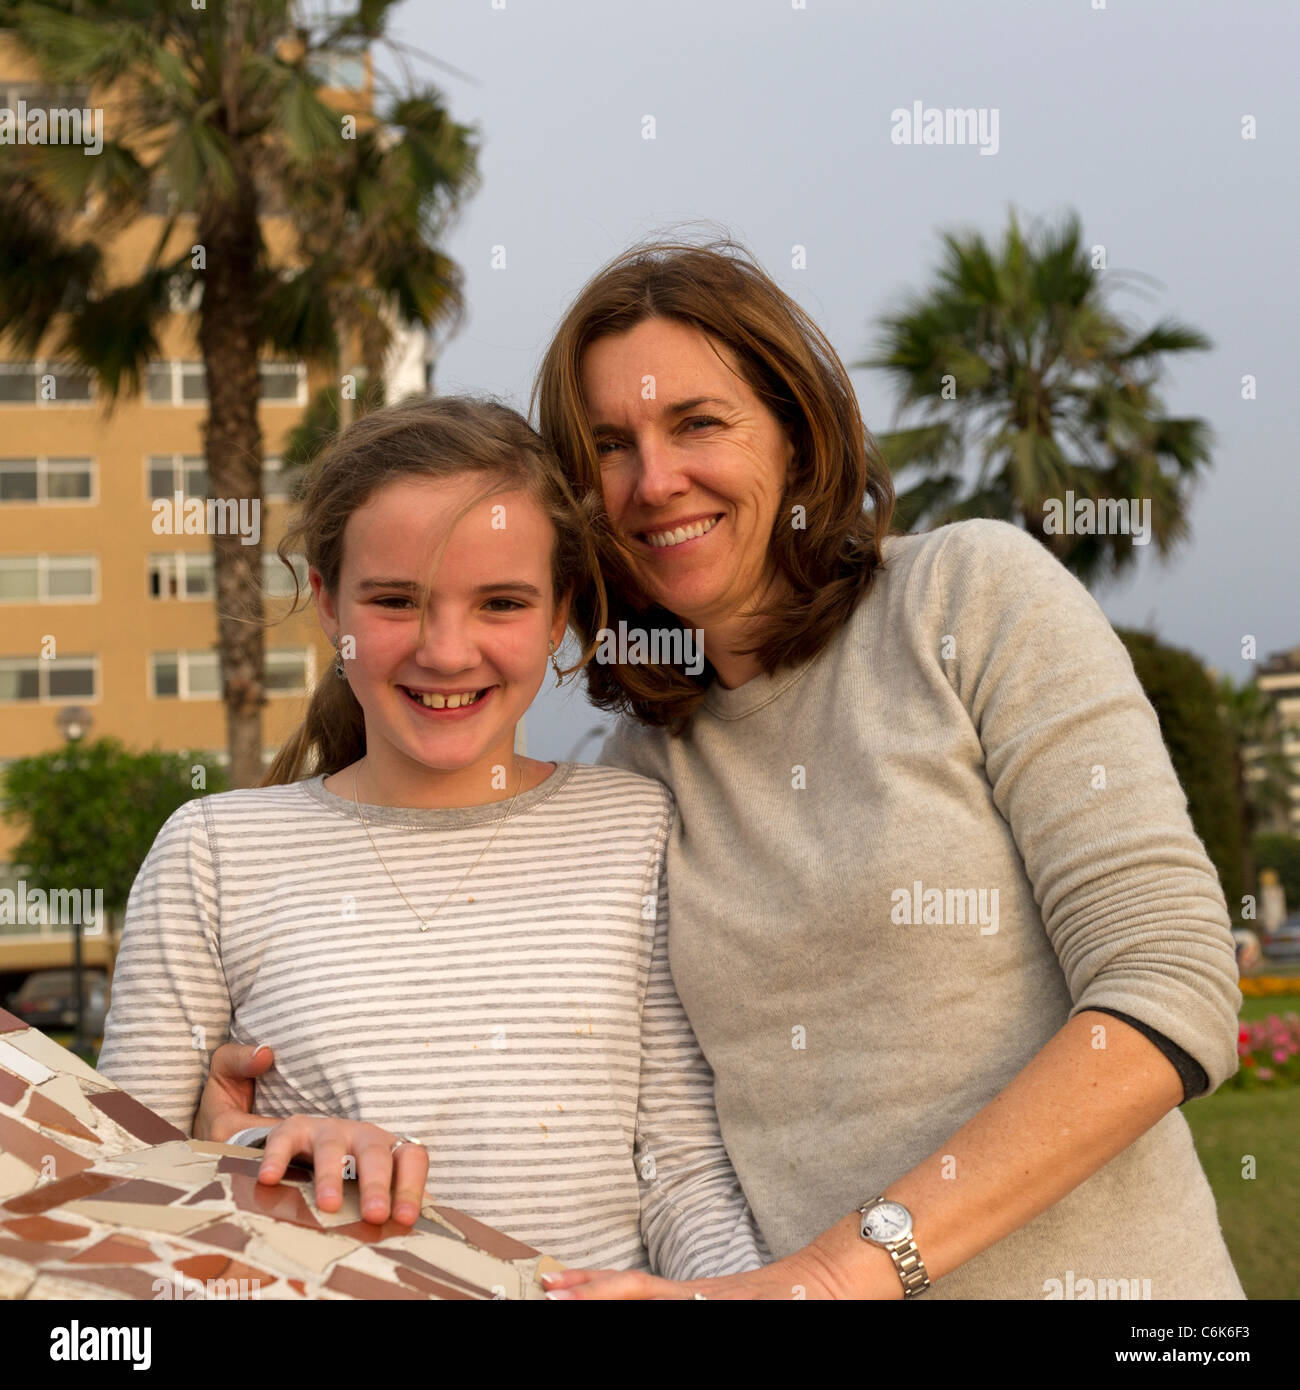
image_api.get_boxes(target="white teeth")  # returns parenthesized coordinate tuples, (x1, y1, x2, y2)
(413, 689, 481, 709)
(646, 515, 720, 548)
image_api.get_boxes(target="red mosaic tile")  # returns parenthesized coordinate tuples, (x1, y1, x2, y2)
(181, 1180, 225, 1205)
(187, 1220, 251, 1254)
(324, 1264, 427, 1300)
(288, 1277, 307, 1296)
(55, 1265, 169, 1299)
(0, 1009, 27, 1033)
(1, 1170, 124, 1214)
(432, 1205, 539, 1260)
(1, 1215, 90, 1243)
(0, 1113, 93, 1180)
(0, 1235, 83, 1264)
(88, 1090, 186, 1145)
(332, 1217, 422, 1244)
(22, 1091, 102, 1143)
(0, 1067, 29, 1107)
(229, 1173, 320, 1230)
(369, 1245, 494, 1297)
(173, 1252, 232, 1281)
(68, 1233, 161, 1265)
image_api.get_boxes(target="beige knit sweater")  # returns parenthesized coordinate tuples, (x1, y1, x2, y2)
(599, 519, 1244, 1299)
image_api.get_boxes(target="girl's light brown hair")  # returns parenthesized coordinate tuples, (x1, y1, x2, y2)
(531, 236, 895, 733)
(263, 395, 608, 785)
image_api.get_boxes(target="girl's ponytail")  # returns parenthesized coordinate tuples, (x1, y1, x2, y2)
(263, 667, 366, 786)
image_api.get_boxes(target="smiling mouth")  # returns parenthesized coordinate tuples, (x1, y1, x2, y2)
(399, 685, 491, 710)
(635, 514, 723, 549)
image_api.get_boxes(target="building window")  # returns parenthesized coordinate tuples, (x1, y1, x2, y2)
(263, 552, 309, 598)
(147, 552, 305, 599)
(0, 656, 97, 703)
(144, 361, 306, 406)
(0, 555, 97, 603)
(146, 455, 208, 499)
(151, 648, 310, 699)
(0, 362, 93, 406)
(0, 458, 96, 504)
(147, 552, 213, 599)
(263, 455, 295, 502)
(307, 50, 367, 91)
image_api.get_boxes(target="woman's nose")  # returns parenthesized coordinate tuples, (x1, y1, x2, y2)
(632, 436, 689, 509)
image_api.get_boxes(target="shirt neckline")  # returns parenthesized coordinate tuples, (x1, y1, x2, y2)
(301, 760, 576, 828)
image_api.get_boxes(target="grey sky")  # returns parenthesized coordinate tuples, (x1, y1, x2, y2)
(388, 0, 1299, 761)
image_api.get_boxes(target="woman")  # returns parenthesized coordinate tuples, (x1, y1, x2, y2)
(531, 238, 1243, 1300)
(195, 239, 1243, 1300)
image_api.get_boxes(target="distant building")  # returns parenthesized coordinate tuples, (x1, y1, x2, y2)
(1255, 646, 1300, 837)
(0, 37, 429, 976)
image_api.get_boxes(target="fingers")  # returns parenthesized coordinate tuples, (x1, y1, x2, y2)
(255, 1117, 427, 1225)
(542, 1269, 662, 1300)
(391, 1139, 430, 1226)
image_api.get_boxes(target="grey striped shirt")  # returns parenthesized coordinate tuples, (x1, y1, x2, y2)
(96, 761, 768, 1277)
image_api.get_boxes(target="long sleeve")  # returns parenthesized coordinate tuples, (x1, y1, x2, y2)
(95, 797, 233, 1132)
(939, 520, 1241, 1091)
(634, 822, 771, 1279)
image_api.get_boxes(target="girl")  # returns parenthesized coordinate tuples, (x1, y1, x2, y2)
(96, 395, 767, 1279)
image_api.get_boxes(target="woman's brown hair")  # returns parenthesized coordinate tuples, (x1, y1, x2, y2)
(263, 395, 608, 785)
(531, 235, 895, 733)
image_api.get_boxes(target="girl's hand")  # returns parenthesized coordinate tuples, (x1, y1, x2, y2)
(540, 1250, 843, 1301)
(256, 1114, 430, 1227)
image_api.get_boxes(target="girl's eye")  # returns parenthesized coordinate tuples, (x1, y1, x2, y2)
(485, 598, 525, 612)
(373, 595, 415, 609)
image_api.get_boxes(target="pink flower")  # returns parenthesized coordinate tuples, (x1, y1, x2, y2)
(1257, 1067, 1275, 1081)
(1273, 1048, 1289, 1064)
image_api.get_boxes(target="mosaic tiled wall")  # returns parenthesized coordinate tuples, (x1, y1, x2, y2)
(0, 1008, 562, 1299)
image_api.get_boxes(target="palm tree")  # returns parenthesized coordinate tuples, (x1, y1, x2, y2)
(1216, 674, 1295, 878)
(859, 210, 1214, 587)
(0, 0, 477, 785)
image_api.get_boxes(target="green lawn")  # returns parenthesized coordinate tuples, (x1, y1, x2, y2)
(1183, 991, 1300, 1300)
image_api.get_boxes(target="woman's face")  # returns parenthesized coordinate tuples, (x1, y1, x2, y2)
(579, 316, 795, 633)
(312, 474, 568, 792)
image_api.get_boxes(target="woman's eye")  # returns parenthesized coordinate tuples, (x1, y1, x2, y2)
(595, 438, 623, 456)
(685, 415, 721, 431)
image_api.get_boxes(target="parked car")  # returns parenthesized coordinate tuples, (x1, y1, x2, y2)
(1260, 913, 1300, 962)
(5, 969, 108, 1033)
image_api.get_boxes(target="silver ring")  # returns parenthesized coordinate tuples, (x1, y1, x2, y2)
(390, 1133, 424, 1152)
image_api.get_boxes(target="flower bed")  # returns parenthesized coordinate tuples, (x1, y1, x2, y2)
(1231, 1012, 1300, 1088)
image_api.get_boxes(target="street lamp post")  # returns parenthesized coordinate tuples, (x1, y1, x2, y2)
(54, 706, 92, 1059)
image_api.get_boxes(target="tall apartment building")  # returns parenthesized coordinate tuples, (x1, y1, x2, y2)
(1255, 646, 1300, 837)
(0, 37, 431, 977)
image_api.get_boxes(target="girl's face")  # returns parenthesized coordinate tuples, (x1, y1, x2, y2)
(312, 474, 569, 798)
(579, 315, 794, 633)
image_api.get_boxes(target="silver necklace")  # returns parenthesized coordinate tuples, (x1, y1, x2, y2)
(351, 759, 525, 932)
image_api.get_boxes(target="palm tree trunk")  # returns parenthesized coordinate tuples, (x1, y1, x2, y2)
(198, 176, 265, 788)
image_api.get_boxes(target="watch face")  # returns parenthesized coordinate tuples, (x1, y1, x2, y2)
(865, 1201, 911, 1243)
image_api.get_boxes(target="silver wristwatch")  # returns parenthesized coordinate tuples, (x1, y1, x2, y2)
(858, 1196, 930, 1297)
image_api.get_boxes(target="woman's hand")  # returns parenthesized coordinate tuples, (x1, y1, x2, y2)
(540, 1249, 844, 1301)
(256, 1114, 430, 1227)
(192, 1041, 278, 1142)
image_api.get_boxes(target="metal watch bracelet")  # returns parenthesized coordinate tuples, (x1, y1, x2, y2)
(859, 1196, 931, 1298)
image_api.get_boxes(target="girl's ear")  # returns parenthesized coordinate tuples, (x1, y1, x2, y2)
(551, 587, 573, 648)
(310, 567, 339, 632)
